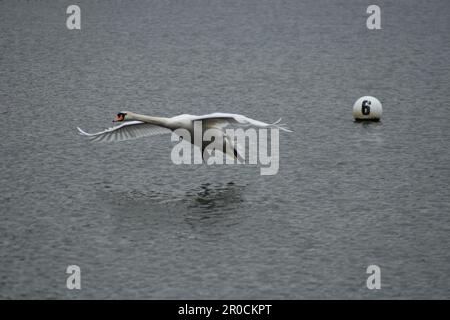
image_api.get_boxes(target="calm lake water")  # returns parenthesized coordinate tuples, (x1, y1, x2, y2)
(0, 0, 449, 299)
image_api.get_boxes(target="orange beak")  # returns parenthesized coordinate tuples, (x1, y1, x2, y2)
(114, 114, 124, 122)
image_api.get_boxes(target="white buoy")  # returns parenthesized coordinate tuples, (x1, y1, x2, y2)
(353, 96, 382, 121)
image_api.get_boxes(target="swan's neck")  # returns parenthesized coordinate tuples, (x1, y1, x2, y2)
(131, 113, 169, 127)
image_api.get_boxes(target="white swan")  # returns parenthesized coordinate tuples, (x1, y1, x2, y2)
(77, 111, 292, 160)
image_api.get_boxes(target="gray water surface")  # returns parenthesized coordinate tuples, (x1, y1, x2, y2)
(0, 0, 449, 299)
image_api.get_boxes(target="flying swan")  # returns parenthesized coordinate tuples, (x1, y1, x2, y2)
(77, 112, 292, 161)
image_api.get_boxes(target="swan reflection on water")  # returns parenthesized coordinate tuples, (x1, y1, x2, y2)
(182, 182, 247, 232)
(105, 181, 247, 223)
(186, 182, 245, 211)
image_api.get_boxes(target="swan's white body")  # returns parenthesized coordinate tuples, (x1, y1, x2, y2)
(77, 112, 291, 160)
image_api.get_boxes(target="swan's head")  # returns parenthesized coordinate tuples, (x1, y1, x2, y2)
(114, 111, 133, 122)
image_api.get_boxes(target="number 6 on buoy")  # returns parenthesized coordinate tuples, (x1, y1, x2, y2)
(353, 96, 382, 121)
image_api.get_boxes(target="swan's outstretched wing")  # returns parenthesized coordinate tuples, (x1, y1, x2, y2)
(193, 113, 292, 132)
(77, 121, 172, 142)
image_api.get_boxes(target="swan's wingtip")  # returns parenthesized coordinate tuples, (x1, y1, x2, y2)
(272, 123, 293, 133)
(273, 118, 282, 125)
(77, 127, 90, 136)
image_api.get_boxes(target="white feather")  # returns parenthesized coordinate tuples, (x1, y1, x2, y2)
(77, 121, 172, 142)
(191, 113, 293, 132)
